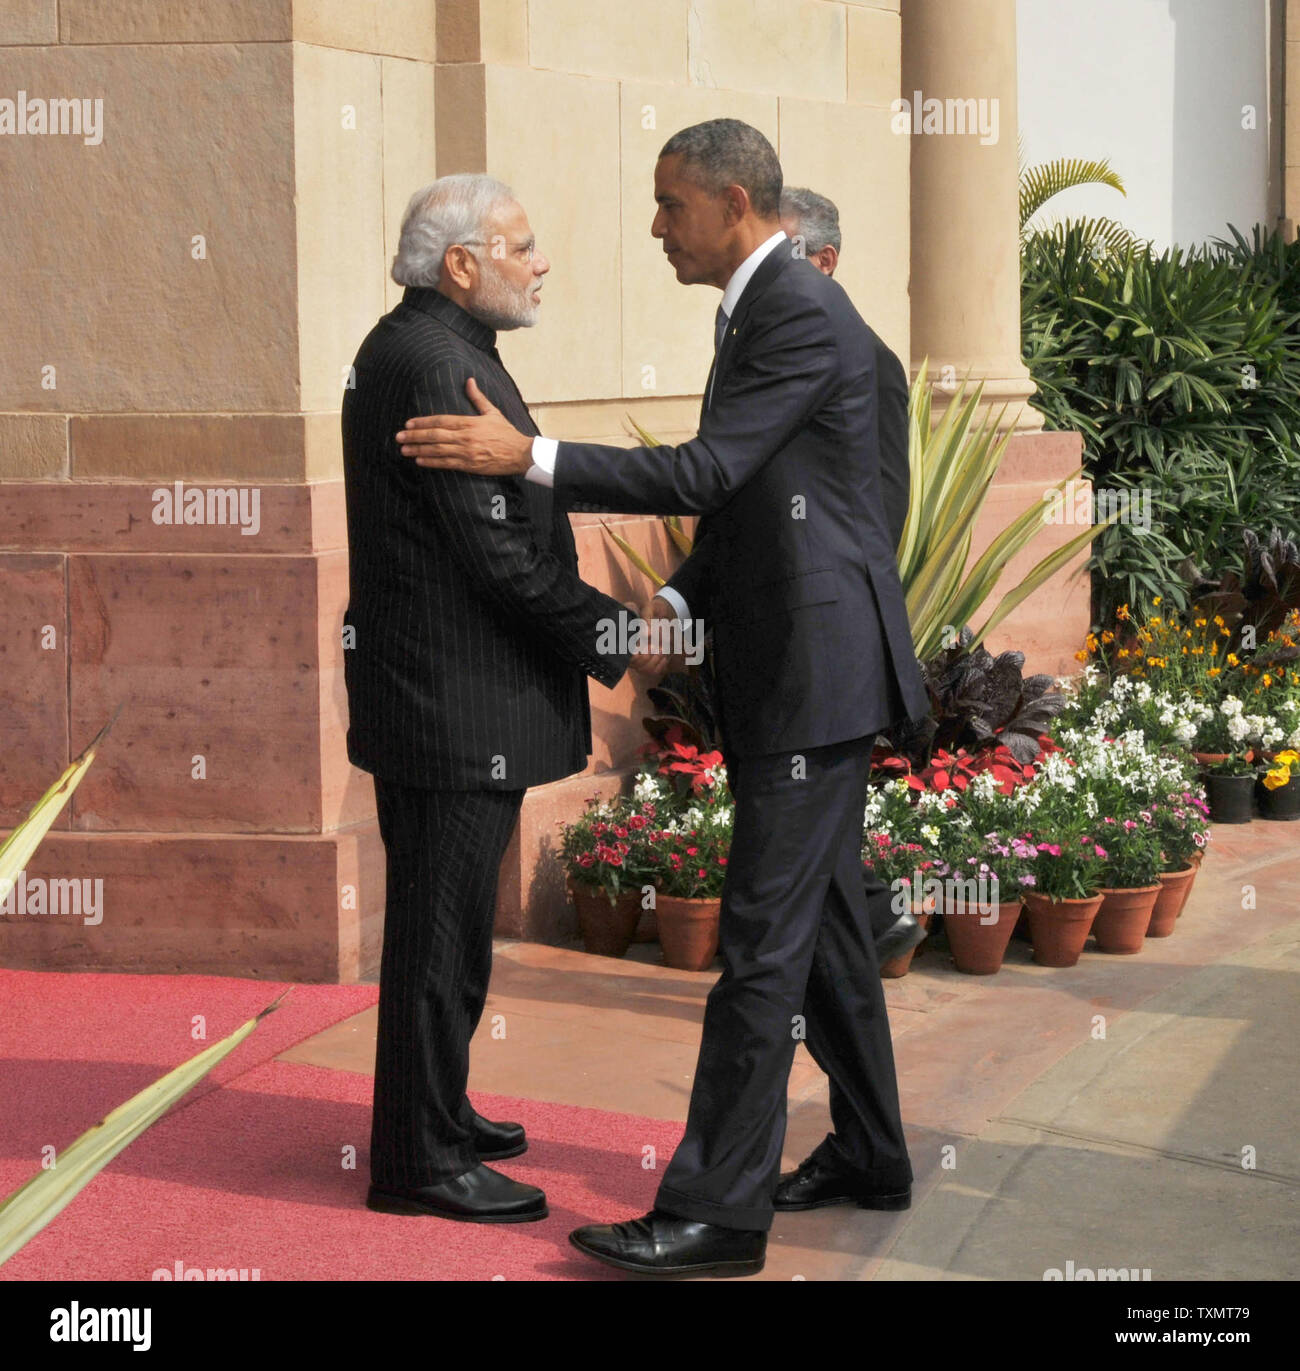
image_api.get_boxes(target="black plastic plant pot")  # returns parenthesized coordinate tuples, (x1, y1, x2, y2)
(1205, 773, 1255, 824)
(1256, 777, 1300, 822)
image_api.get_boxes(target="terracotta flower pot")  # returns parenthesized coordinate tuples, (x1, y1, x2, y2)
(1256, 777, 1300, 821)
(1148, 865, 1196, 936)
(942, 899, 1020, 975)
(1092, 885, 1160, 953)
(568, 883, 641, 959)
(656, 894, 721, 971)
(1192, 749, 1253, 767)
(631, 906, 659, 942)
(1205, 773, 1255, 824)
(880, 910, 931, 978)
(1024, 891, 1103, 968)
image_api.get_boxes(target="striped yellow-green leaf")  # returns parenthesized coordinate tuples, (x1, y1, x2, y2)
(0, 992, 289, 1267)
(0, 710, 119, 905)
(600, 520, 667, 590)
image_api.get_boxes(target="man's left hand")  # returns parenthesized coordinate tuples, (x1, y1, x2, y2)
(397, 377, 533, 475)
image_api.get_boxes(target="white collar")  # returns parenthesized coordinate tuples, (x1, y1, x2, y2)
(718, 229, 788, 319)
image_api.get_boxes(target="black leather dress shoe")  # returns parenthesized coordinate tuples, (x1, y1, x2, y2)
(367, 1164, 547, 1223)
(472, 1113, 527, 1161)
(570, 1208, 765, 1277)
(774, 1157, 911, 1212)
(875, 908, 927, 964)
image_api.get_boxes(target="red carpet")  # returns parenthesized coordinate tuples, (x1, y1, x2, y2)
(0, 971, 684, 1281)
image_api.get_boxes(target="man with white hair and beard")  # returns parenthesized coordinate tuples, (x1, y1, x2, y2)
(342, 175, 635, 1223)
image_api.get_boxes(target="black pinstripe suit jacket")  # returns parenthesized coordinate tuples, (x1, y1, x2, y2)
(341, 287, 630, 790)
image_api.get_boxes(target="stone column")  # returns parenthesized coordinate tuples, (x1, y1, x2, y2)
(902, 0, 1043, 430)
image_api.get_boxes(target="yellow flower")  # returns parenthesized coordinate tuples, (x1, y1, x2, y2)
(1227, 653, 1239, 666)
(1074, 648, 1089, 662)
(1208, 667, 1221, 677)
(1263, 674, 1273, 687)
(1262, 765, 1292, 791)
(1153, 596, 1163, 606)
(1213, 615, 1225, 627)
(1117, 648, 1130, 659)
(1116, 604, 1131, 621)
(1101, 630, 1115, 644)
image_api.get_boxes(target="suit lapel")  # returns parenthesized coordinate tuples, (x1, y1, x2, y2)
(705, 239, 797, 414)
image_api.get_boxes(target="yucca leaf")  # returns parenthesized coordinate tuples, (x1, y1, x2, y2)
(599, 521, 666, 589)
(0, 709, 119, 903)
(0, 992, 289, 1266)
(665, 522, 694, 558)
(968, 520, 1111, 651)
(624, 415, 661, 449)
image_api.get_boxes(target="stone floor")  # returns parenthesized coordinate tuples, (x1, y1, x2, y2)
(281, 820, 1300, 1280)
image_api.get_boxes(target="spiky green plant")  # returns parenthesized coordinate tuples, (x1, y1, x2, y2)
(0, 993, 287, 1266)
(0, 712, 284, 1266)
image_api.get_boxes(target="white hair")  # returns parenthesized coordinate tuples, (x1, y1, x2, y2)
(390, 174, 517, 289)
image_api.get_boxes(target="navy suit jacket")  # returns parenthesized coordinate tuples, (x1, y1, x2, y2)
(552, 241, 929, 758)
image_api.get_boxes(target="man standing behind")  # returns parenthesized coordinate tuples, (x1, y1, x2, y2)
(342, 174, 632, 1224)
(397, 122, 930, 1275)
(779, 185, 926, 967)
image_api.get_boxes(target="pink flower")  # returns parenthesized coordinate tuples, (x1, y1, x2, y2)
(1094, 845, 1108, 858)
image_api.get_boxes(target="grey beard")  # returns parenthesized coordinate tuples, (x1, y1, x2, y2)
(469, 264, 540, 331)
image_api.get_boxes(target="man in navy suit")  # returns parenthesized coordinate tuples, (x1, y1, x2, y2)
(397, 121, 929, 1277)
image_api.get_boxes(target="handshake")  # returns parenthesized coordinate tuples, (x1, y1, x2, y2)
(615, 596, 699, 680)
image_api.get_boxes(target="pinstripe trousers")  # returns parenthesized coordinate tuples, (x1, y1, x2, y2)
(369, 777, 525, 1188)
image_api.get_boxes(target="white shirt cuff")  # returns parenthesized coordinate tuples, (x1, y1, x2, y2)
(525, 435, 558, 486)
(655, 584, 690, 621)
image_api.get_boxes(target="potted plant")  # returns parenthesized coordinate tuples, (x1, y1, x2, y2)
(932, 769, 1036, 974)
(1018, 820, 1107, 967)
(1257, 750, 1300, 821)
(935, 830, 1034, 974)
(1011, 748, 1108, 966)
(862, 776, 943, 977)
(629, 732, 731, 943)
(648, 824, 730, 971)
(558, 796, 653, 958)
(1192, 697, 1279, 820)
(1147, 788, 1212, 935)
(1202, 755, 1258, 823)
(1091, 810, 1163, 953)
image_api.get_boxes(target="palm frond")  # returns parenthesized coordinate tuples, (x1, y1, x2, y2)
(1019, 156, 1126, 229)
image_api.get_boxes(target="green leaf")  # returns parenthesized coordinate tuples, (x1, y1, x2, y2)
(0, 993, 289, 1266)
